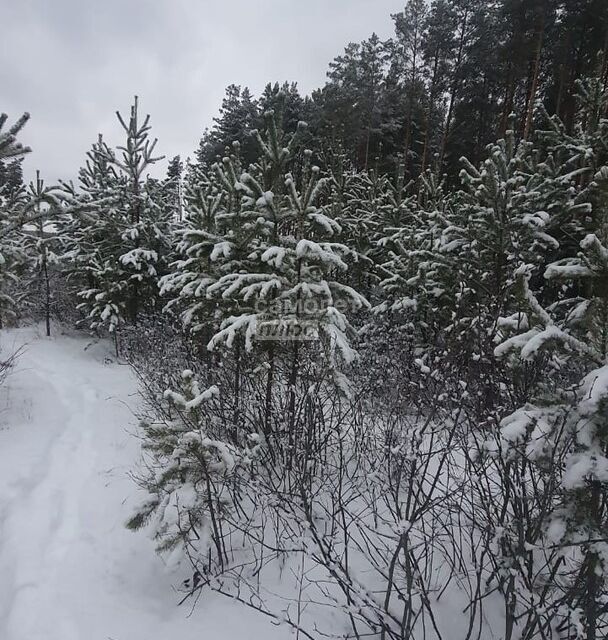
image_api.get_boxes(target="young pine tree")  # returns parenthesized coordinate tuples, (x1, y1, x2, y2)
(67, 99, 170, 341)
(20, 171, 62, 335)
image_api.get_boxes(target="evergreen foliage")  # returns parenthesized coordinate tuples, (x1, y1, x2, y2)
(4, 3, 608, 638)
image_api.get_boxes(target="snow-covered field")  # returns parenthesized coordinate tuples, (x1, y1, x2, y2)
(0, 326, 286, 640)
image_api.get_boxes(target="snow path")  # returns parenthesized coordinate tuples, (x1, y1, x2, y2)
(0, 326, 285, 640)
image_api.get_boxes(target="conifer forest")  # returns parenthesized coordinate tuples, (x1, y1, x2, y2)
(2, 1, 608, 639)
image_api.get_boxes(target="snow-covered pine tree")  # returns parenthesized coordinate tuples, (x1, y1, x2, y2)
(68, 99, 170, 340)
(0, 191, 26, 328)
(373, 160, 427, 318)
(109, 96, 169, 324)
(161, 155, 183, 222)
(494, 78, 608, 640)
(415, 123, 562, 403)
(0, 160, 25, 205)
(126, 367, 260, 575)
(455, 125, 553, 358)
(162, 111, 369, 450)
(329, 160, 396, 295)
(0, 112, 31, 162)
(197, 84, 259, 168)
(369, 164, 471, 404)
(160, 143, 251, 348)
(0, 113, 31, 327)
(20, 171, 62, 335)
(60, 134, 121, 323)
(205, 111, 369, 370)
(61, 134, 127, 332)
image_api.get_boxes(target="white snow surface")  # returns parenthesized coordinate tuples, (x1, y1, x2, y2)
(0, 325, 286, 640)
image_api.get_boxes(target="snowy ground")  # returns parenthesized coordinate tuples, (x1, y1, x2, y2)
(0, 325, 286, 640)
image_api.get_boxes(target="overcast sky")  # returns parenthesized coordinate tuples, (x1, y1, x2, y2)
(3, 0, 403, 184)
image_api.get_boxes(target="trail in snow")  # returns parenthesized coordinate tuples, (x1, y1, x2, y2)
(0, 326, 285, 640)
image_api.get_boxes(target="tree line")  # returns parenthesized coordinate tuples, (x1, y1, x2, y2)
(1, 1, 608, 638)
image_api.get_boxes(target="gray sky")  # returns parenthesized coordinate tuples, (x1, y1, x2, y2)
(2, 0, 403, 184)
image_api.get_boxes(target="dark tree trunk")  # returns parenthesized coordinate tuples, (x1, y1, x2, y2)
(439, 8, 468, 168)
(420, 48, 441, 177)
(523, 4, 546, 140)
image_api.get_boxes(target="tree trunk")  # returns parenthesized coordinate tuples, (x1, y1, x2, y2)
(500, 2, 527, 136)
(500, 64, 517, 136)
(476, 73, 490, 160)
(43, 253, 51, 337)
(364, 119, 371, 171)
(420, 48, 441, 177)
(564, 44, 583, 133)
(404, 16, 421, 177)
(264, 346, 275, 440)
(555, 26, 573, 119)
(585, 482, 602, 640)
(286, 341, 300, 471)
(523, 5, 546, 140)
(233, 338, 242, 441)
(439, 7, 469, 168)
(602, 32, 608, 116)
